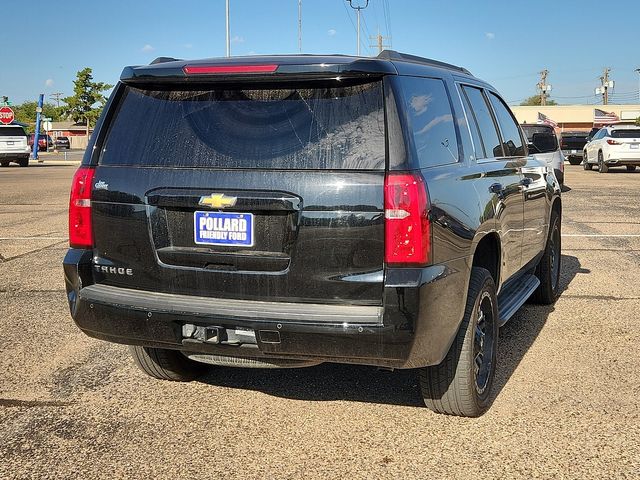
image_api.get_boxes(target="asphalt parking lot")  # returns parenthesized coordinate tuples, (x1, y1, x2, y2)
(0, 163, 638, 479)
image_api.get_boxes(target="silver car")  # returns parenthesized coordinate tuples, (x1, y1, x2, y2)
(521, 124, 565, 185)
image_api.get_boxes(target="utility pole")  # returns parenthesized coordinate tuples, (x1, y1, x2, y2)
(537, 69, 551, 106)
(51, 92, 63, 108)
(225, 0, 230, 57)
(597, 68, 613, 105)
(634, 68, 640, 104)
(346, 0, 369, 56)
(298, 0, 302, 53)
(369, 30, 391, 54)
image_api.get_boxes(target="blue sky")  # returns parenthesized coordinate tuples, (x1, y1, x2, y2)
(2, 0, 639, 106)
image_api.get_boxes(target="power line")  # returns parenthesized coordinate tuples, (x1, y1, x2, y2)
(343, 0, 370, 56)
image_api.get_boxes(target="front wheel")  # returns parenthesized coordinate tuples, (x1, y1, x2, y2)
(129, 346, 207, 381)
(531, 211, 561, 304)
(419, 267, 498, 417)
(627, 165, 636, 172)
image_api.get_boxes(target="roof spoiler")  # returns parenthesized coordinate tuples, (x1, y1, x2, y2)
(120, 57, 397, 84)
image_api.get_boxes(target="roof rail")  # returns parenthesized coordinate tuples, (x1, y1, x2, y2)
(377, 50, 471, 75)
(150, 57, 182, 65)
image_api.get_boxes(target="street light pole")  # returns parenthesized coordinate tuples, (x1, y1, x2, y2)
(346, 0, 369, 56)
(635, 68, 640, 104)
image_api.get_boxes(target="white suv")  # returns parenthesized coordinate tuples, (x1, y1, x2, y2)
(584, 125, 640, 173)
(0, 125, 31, 167)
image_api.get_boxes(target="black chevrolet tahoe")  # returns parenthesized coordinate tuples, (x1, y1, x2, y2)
(63, 51, 562, 417)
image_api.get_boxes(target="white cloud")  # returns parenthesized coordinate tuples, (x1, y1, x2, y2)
(141, 44, 155, 53)
(45, 79, 54, 88)
(231, 35, 244, 44)
(485, 32, 495, 40)
(328, 29, 337, 37)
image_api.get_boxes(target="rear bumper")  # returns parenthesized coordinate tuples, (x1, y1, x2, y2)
(63, 249, 470, 369)
(605, 156, 640, 165)
(562, 150, 583, 159)
(0, 152, 29, 160)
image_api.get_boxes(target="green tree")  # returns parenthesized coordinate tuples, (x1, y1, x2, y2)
(12, 102, 62, 133)
(635, 116, 640, 126)
(519, 95, 558, 106)
(62, 68, 112, 130)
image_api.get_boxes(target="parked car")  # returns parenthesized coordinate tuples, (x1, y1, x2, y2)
(521, 123, 565, 184)
(560, 131, 590, 165)
(55, 136, 71, 149)
(63, 51, 562, 417)
(27, 133, 48, 152)
(583, 124, 640, 173)
(0, 124, 31, 167)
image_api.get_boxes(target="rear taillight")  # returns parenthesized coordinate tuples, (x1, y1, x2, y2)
(384, 173, 431, 266)
(68, 166, 95, 248)
(606, 139, 621, 145)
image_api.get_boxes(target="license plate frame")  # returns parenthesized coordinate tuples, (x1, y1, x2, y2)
(630, 144, 639, 150)
(194, 211, 254, 247)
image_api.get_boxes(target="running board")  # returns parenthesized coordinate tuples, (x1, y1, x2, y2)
(497, 274, 540, 327)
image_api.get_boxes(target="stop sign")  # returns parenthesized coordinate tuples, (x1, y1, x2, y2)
(0, 106, 14, 125)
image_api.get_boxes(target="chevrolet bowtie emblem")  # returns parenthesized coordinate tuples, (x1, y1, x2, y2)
(198, 193, 238, 209)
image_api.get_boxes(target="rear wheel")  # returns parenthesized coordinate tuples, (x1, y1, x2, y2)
(583, 153, 592, 170)
(598, 152, 608, 173)
(0, 161, 9, 167)
(627, 165, 636, 172)
(129, 346, 207, 381)
(568, 158, 582, 166)
(531, 211, 561, 304)
(419, 267, 498, 417)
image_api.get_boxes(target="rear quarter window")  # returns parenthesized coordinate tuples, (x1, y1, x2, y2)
(99, 81, 386, 170)
(396, 76, 461, 168)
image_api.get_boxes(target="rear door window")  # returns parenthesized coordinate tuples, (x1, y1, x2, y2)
(396, 77, 461, 167)
(461, 86, 503, 159)
(487, 93, 525, 156)
(100, 81, 385, 170)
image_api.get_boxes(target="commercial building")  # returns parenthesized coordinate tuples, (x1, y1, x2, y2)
(511, 105, 640, 131)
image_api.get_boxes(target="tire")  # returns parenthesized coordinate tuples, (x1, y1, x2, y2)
(531, 211, 561, 304)
(18, 157, 29, 167)
(583, 154, 592, 170)
(419, 267, 498, 417)
(598, 152, 608, 173)
(627, 166, 636, 172)
(129, 345, 207, 381)
(568, 158, 581, 166)
(0, 161, 9, 167)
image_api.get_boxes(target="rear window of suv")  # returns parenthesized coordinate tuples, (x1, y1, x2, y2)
(0, 126, 26, 137)
(611, 129, 640, 138)
(100, 81, 385, 170)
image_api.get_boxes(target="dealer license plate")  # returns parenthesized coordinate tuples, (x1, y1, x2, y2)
(630, 144, 639, 149)
(194, 211, 254, 247)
